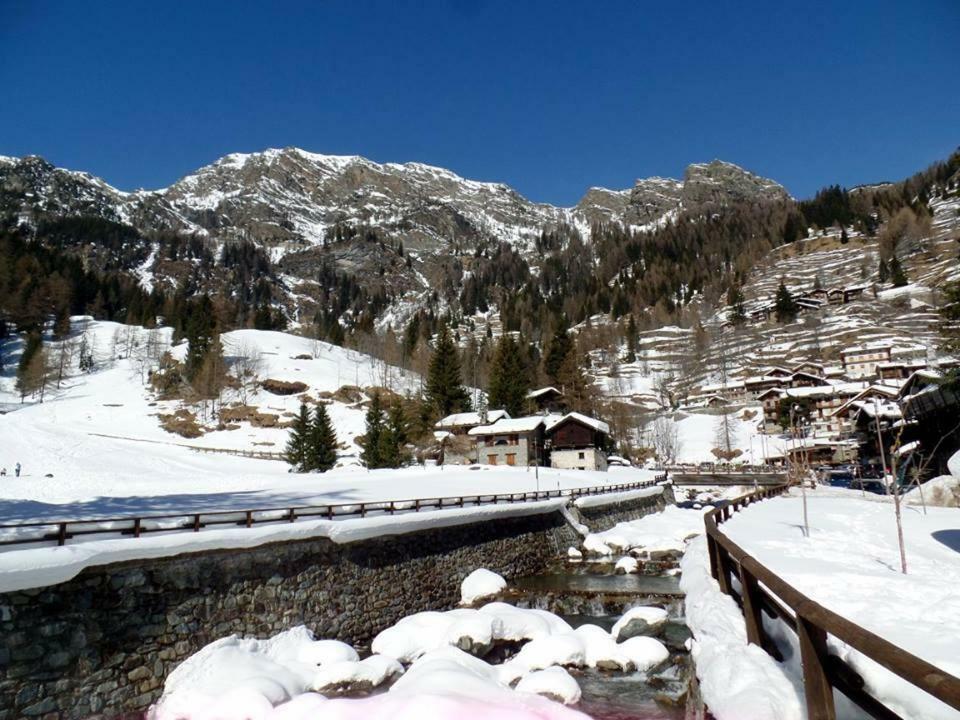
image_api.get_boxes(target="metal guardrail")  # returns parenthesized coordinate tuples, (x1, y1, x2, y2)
(705, 486, 960, 719)
(0, 474, 668, 549)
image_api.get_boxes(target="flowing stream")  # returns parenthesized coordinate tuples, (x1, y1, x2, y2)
(506, 556, 702, 720)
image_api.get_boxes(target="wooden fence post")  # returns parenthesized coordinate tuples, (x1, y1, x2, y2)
(797, 615, 837, 720)
(739, 563, 765, 647)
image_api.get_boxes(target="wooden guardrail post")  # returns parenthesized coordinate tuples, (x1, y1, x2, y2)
(797, 614, 837, 720)
(57, 523, 67, 546)
(738, 563, 766, 648)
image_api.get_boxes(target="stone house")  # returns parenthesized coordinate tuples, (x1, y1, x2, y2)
(841, 344, 893, 379)
(435, 409, 510, 465)
(468, 416, 546, 467)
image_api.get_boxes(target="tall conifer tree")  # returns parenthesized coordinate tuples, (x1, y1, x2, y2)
(425, 325, 471, 417)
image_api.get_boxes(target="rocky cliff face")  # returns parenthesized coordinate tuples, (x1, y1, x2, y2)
(0, 149, 790, 321)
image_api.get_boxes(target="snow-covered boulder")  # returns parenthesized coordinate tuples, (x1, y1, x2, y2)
(611, 606, 669, 641)
(500, 634, 586, 682)
(479, 602, 573, 642)
(614, 556, 638, 574)
(618, 636, 670, 672)
(309, 655, 403, 695)
(949, 448, 960, 478)
(515, 667, 582, 705)
(567, 546, 583, 560)
(296, 640, 359, 667)
(574, 624, 633, 671)
(460, 568, 507, 605)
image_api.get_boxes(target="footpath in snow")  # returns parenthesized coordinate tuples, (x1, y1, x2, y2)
(688, 488, 960, 720)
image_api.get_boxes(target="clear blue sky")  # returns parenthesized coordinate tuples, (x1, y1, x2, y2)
(1, 1, 957, 204)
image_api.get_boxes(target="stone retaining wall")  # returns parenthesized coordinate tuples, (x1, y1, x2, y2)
(0, 491, 666, 719)
(575, 484, 676, 531)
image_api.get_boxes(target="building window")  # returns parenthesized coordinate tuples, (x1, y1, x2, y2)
(578, 452, 585, 460)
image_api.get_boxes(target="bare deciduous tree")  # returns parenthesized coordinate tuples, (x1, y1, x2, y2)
(650, 415, 681, 465)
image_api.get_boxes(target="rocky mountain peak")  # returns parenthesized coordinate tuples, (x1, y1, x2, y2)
(681, 159, 791, 209)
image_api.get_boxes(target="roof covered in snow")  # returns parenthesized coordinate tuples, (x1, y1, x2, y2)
(436, 409, 510, 429)
(526, 386, 562, 399)
(467, 416, 546, 435)
(546, 412, 610, 436)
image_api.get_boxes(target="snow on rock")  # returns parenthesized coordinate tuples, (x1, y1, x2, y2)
(310, 655, 404, 694)
(295, 639, 359, 667)
(614, 556, 638, 574)
(153, 627, 590, 720)
(500, 634, 586, 683)
(572, 624, 632, 671)
(479, 602, 574, 642)
(566, 546, 583, 560)
(583, 505, 708, 555)
(153, 626, 332, 714)
(371, 609, 495, 662)
(618, 636, 671, 672)
(611, 606, 669, 641)
(390, 647, 588, 718)
(460, 568, 507, 605)
(514, 667, 582, 705)
(679, 536, 803, 720)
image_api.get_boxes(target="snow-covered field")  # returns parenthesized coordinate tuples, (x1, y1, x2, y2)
(689, 489, 960, 720)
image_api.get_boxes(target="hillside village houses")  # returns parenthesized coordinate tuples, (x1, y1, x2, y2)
(686, 337, 956, 466)
(434, 388, 612, 471)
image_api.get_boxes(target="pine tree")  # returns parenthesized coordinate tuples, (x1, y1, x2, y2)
(544, 322, 573, 385)
(556, 341, 591, 413)
(840, 227, 849, 244)
(889, 256, 908, 287)
(624, 314, 639, 363)
(878, 258, 890, 283)
(487, 335, 530, 416)
(185, 295, 216, 381)
(379, 401, 408, 469)
(308, 403, 338, 472)
(726, 282, 746, 325)
(774, 281, 799, 323)
(285, 402, 311, 472)
(425, 325, 471, 417)
(16, 333, 45, 402)
(360, 392, 386, 468)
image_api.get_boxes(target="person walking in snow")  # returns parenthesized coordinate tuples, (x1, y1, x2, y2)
(14, 462, 21, 478)
(0, 467, 5, 476)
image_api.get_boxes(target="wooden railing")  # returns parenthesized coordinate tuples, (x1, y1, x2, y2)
(705, 487, 960, 719)
(0, 474, 668, 550)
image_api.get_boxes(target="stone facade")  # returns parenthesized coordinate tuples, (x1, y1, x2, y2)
(551, 447, 607, 471)
(0, 492, 668, 719)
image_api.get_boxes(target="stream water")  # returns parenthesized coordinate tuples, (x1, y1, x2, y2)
(507, 557, 700, 720)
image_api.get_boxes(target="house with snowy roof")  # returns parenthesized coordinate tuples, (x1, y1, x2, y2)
(468, 416, 547, 467)
(435, 409, 511, 465)
(526, 386, 565, 413)
(545, 412, 611, 471)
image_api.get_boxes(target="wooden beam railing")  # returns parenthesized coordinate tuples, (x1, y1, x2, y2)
(706, 486, 960, 719)
(0, 473, 669, 549)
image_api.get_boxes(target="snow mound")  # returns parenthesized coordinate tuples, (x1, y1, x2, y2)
(614, 556, 638, 574)
(584, 505, 707, 555)
(611, 606, 669, 641)
(904, 475, 960, 508)
(679, 536, 803, 720)
(461, 568, 507, 605)
(515, 667, 582, 705)
(618, 636, 671, 672)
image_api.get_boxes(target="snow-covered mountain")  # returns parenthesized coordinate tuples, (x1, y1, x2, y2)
(1, 148, 789, 255)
